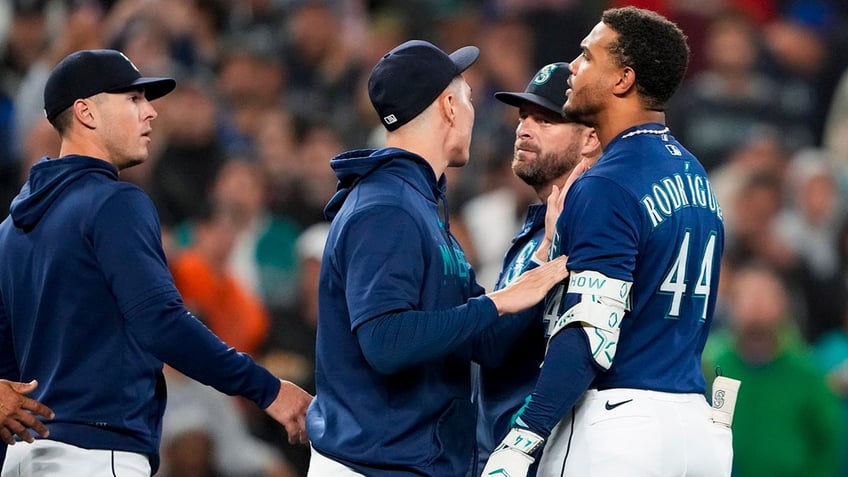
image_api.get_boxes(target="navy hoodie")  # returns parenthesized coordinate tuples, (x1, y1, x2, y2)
(306, 148, 509, 476)
(0, 156, 280, 472)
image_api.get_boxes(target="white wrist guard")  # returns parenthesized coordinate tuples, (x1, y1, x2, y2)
(495, 427, 545, 456)
(482, 428, 545, 477)
(711, 375, 741, 428)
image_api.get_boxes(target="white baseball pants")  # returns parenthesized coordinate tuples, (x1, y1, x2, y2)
(2, 439, 150, 477)
(537, 388, 733, 477)
(307, 447, 366, 476)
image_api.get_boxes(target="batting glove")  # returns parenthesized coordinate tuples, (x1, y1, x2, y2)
(481, 427, 545, 477)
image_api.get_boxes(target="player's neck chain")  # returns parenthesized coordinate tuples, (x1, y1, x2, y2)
(621, 126, 670, 139)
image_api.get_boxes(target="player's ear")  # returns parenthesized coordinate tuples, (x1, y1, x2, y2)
(613, 66, 636, 95)
(582, 128, 601, 158)
(73, 97, 97, 130)
(438, 89, 456, 127)
(439, 78, 466, 127)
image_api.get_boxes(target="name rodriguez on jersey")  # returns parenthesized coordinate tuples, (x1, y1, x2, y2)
(639, 170, 723, 228)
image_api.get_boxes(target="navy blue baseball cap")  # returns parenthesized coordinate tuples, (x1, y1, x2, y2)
(368, 40, 479, 131)
(44, 49, 176, 121)
(495, 62, 572, 119)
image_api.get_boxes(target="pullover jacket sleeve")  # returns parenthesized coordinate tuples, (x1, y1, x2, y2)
(91, 187, 279, 408)
(469, 304, 542, 368)
(356, 296, 498, 374)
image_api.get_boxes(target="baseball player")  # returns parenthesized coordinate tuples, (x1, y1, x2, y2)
(0, 49, 312, 476)
(483, 7, 733, 477)
(473, 62, 599, 477)
(305, 40, 569, 477)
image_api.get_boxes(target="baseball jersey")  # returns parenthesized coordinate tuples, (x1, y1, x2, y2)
(551, 122, 724, 393)
(308, 147, 498, 476)
(473, 204, 546, 475)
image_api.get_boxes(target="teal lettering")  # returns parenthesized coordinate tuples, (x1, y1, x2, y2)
(574, 276, 607, 289)
(454, 246, 469, 278)
(686, 173, 700, 206)
(645, 174, 722, 229)
(641, 195, 664, 227)
(674, 174, 690, 206)
(439, 245, 455, 276)
(694, 175, 707, 207)
(440, 244, 473, 279)
(608, 311, 619, 327)
(652, 184, 672, 215)
(661, 177, 683, 209)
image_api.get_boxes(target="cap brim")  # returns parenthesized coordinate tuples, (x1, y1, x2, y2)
(110, 77, 176, 101)
(494, 91, 568, 118)
(450, 46, 480, 74)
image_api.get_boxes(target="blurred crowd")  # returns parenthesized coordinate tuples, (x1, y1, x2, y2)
(3, 0, 848, 476)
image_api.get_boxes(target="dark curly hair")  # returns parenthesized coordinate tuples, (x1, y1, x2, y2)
(601, 7, 690, 111)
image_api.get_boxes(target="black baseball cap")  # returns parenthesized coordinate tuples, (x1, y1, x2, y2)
(44, 49, 176, 121)
(495, 62, 572, 119)
(368, 40, 479, 131)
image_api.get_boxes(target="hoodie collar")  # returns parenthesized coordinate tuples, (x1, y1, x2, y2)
(10, 155, 118, 231)
(324, 147, 447, 221)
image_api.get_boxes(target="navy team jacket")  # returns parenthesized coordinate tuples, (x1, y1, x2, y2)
(307, 147, 506, 476)
(0, 156, 280, 472)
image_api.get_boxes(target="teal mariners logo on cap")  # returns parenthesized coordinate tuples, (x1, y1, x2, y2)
(532, 63, 559, 86)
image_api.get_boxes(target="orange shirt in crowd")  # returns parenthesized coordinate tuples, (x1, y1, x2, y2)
(170, 250, 270, 356)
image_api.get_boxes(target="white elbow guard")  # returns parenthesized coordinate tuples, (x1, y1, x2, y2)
(547, 271, 631, 370)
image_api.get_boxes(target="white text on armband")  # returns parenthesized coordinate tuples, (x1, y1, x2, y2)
(568, 270, 632, 311)
(640, 172, 723, 228)
(547, 271, 632, 369)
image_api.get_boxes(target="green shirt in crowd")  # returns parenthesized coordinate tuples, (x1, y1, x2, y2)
(703, 329, 844, 477)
